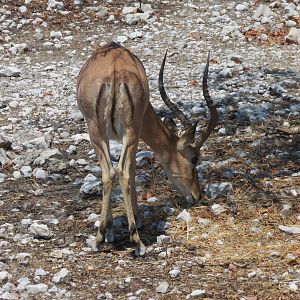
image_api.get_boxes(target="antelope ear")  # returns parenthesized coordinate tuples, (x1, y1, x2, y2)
(163, 117, 178, 137)
(177, 122, 197, 151)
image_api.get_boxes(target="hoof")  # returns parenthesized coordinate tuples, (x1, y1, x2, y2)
(134, 242, 146, 257)
(105, 228, 115, 243)
(96, 231, 105, 248)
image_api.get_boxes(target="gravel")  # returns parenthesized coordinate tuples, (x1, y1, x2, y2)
(0, 1, 299, 299)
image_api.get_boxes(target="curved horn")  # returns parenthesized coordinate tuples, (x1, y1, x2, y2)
(195, 52, 218, 149)
(159, 50, 191, 129)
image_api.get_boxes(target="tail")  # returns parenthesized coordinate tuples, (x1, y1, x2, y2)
(119, 82, 134, 125)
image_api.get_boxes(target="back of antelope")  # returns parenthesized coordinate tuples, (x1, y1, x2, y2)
(77, 41, 218, 256)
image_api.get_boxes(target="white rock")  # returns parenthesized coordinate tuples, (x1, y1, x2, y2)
(52, 268, 70, 283)
(17, 277, 30, 291)
(129, 31, 143, 39)
(205, 182, 233, 199)
(235, 4, 247, 11)
(47, 0, 64, 10)
(0, 271, 12, 283)
(284, 3, 299, 18)
(66, 145, 77, 155)
(33, 168, 48, 180)
(279, 225, 300, 234)
(69, 110, 83, 121)
(116, 35, 128, 43)
(157, 235, 171, 244)
(87, 213, 100, 222)
(259, 33, 268, 41)
(26, 283, 48, 293)
(50, 30, 62, 39)
(43, 41, 54, 49)
(197, 218, 211, 226)
(49, 249, 63, 258)
(16, 252, 32, 264)
(221, 25, 243, 38)
(281, 204, 292, 217)
(176, 209, 192, 222)
(106, 15, 115, 23)
(80, 174, 101, 195)
(156, 281, 169, 293)
(0, 66, 21, 77)
(122, 6, 137, 15)
(21, 219, 32, 227)
(96, 8, 108, 18)
(211, 204, 226, 215)
(186, 289, 206, 298)
(97, 292, 113, 299)
(164, 207, 175, 216)
(20, 165, 32, 178)
(147, 196, 158, 203)
(1, 291, 18, 300)
(26, 136, 51, 149)
(72, 133, 90, 144)
(285, 27, 300, 44)
(286, 20, 297, 27)
(35, 268, 47, 276)
(169, 267, 180, 278)
(19, 6, 27, 13)
(288, 281, 298, 292)
(33, 149, 62, 166)
(29, 223, 53, 239)
(125, 14, 139, 25)
(218, 67, 232, 78)
(252, 5, 273, 21)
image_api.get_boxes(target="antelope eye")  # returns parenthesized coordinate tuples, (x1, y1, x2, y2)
(191, 157, 198, 165)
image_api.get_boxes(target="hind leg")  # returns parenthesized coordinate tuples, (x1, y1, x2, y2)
(117, 128, 145, 256)
(88, 123, 115, 248)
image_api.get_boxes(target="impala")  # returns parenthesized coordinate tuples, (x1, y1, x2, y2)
(77, 41, 218, 256)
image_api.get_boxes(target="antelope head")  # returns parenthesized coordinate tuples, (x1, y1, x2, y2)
(158, 51, 219, 203)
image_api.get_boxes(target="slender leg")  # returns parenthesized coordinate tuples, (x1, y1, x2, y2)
(88, 124, 115, 249)
(117, 129, 145, 256)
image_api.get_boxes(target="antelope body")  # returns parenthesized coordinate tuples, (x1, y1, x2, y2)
(77, 42, 218, 256)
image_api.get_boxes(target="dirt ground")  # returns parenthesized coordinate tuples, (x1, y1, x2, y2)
(1, 1, 300, 299)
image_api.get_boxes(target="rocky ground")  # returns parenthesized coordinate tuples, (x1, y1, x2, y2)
(0, 0, 300, 299)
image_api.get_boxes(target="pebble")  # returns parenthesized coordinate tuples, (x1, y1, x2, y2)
(0, 66, 21, 77)
(236, 4, 247, 11)
(16, 252, 32, 264)
(29, 223, 53, 239)
(288, 282, 298, 292)
(176, 209, 192, 222)
(116, 35, 128, 43)
(0, 1, 299, 298)
(285, 27, 300, 44)
(279, 225, 300, 235)
(80, 174, 101, 195)
(0, 271, 12, 283)
(156, 281, 169, 294)
(26, 283, 48, 293)
(157, 235, 171, 244)
(211, 204, 226, 215)
(169, 267, 180, 278)
(35, 268, 47, 276)
(87, 213, 100, 222)
(52, 268, 70, 283)
(186, 289, 206, 299)
(33, 168, 48, 180)
(197, 218, 211, 226)
(252, 5, 273, 22)
(205, 182, 233, 199)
